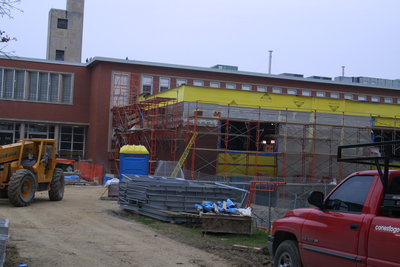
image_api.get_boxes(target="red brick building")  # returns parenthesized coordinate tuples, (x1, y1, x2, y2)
(1, 56, 399, 175)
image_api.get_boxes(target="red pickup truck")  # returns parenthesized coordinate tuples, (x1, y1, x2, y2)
(268, 141, 400, 266)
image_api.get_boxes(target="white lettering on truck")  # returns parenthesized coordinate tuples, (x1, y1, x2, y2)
(375, 225, 400, 234)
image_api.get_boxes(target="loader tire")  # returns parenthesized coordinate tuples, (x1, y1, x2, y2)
(8, 169, 36, 207)
(49, 168, 65, 201)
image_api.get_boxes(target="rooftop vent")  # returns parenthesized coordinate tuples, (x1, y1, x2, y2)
(211, 64, 238, 71)
(307, 76, 332, 81)
(279, 73, 304, 78)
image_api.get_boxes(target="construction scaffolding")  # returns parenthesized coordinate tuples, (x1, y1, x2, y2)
(110, 80, 400, 182)
(109, 78, 400, 229)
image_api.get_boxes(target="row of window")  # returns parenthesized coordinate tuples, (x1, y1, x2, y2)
(0, 122, 85, 160)
(139, 75, 399, 104)
(0, 68, 73, 104)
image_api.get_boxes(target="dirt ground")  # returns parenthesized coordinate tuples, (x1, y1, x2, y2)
(0, 185, 271, 267)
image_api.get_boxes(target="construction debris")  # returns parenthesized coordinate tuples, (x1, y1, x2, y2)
(118, 174, 247, 223)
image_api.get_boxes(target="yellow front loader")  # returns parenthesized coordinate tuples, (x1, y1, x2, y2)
(0, 139, 64, 207)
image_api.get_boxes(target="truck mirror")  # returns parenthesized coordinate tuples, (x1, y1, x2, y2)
(308, 191, 324, 209)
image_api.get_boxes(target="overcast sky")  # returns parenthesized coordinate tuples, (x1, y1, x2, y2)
(2, 0, 400, 80)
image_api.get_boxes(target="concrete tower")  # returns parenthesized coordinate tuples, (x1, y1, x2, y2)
(46, 0, 84, 62)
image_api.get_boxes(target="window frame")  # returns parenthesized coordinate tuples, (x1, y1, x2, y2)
(242, 84, 251, 91)
(384, 97, 393, 104)
(226, 83, 236, 90)
(55, 50, 65, 61)
(57, 18, 68, 29)
(344, 93, 353, 100)
(193, 80, 204, 86)
(210, 81, 220, 88)
(330, 92, 339, 99)
(371, 96, 380, 102)
(0, 67, 73, 104)
(257, 85, 267, 92)
(272, 87, 282, 94)
(302, 89, 311, 96)
(141, 75, 153, 95)
(176, 78, 187, 87)
(324, 175, 375, 214)
(358, 95, 367, 101)
(159, 77, 170, 92)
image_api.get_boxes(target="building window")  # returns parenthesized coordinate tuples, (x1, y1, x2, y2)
(55, 50, 65, 61)
(0, 68, 73, 104)
(316, 91, 325, 97)
(371, 96, 380, 102)
(28, 72, 38, 101)
(159, 77, 170, 92)
(272, 87, 282, 94)
(242, 84, 251, 91)
(330, 92, 339, 99)
(0, 122, 20, 145)
(111, 72, 130, 107)
(49, 73, 59, 102)
(141, 75, 153, 96)
(14, 70, 25, 100)
(257, 85, 267, 92)
(61, 74, 73, 104)
(302, 90, 311, 96)
(2, 69, 13, 99)
(384, 97, 392, 104)
(344, 93, 353, 100)
(57, 18, 68, 29)
(176, 78, 187, 86)
(59, 126, 86, 160)
(193, 80, 204, 86)
(226, 83, 236, 89)
(287, 88, 297, 95)
(38, 72, 49, 101)
(210, 81, 220, 88)
(358, 95, 366, 101)
(25, 124, 55, 139)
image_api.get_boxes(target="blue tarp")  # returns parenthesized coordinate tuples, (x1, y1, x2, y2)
(195, 198, 238, 214)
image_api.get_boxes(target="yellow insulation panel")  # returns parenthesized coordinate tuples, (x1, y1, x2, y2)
(146, 86, 400, 126)
(216, 152, 276, 177)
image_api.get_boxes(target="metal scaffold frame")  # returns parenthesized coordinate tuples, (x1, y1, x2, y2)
(110, 77, 400, 182)
(110, 73, 180, 175)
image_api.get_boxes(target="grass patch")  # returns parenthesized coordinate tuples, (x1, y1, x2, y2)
(133, 215, 157, 225)
(131, 213, 268, 248)
(206, 229, 268, 248)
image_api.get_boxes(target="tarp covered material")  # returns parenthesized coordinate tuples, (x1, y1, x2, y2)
(195, 199, 239, 214)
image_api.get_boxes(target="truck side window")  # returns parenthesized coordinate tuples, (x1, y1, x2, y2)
(388, 176, 400, 194)
(325, 175, 374, 213)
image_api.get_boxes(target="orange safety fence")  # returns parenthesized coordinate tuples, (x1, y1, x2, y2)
(246, 180, 286, 207)
(77, 161, 104, 183)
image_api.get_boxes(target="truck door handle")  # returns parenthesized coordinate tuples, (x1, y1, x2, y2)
(350, 224, 359, 231)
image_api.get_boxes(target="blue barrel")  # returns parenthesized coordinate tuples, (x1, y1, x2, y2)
(119, 145, 149, 179)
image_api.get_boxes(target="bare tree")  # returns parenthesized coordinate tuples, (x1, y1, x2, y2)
(0, 0, 22, 18)
(0, 0, 22, 53)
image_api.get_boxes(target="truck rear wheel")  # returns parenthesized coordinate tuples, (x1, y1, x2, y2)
(8, 169, 36, 207)
(49, 168, 65, 201)
(274, 240, 301, 267)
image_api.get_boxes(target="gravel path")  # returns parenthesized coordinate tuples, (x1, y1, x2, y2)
(1, 185, 232, 267)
